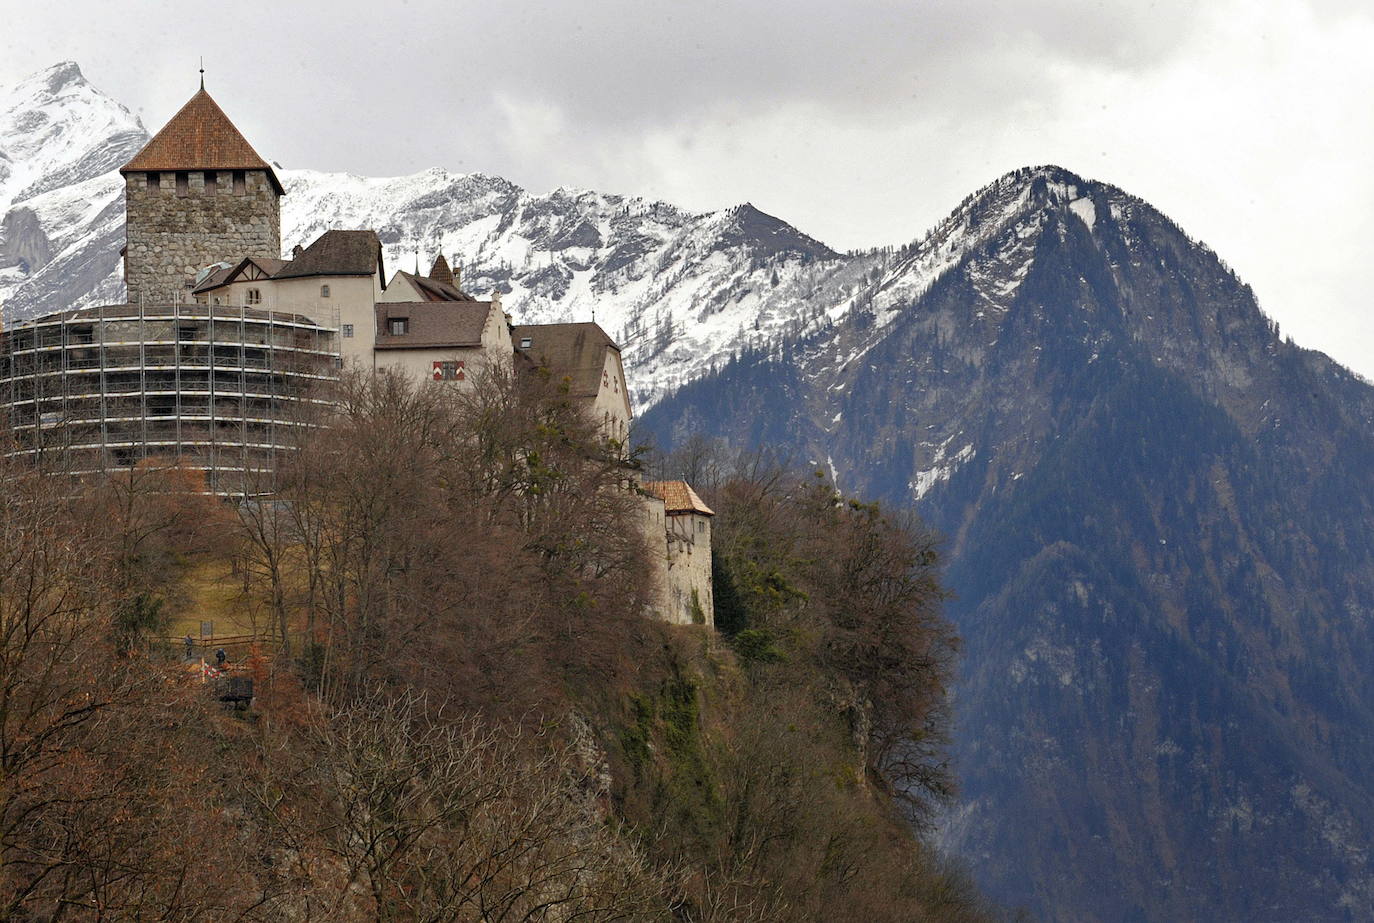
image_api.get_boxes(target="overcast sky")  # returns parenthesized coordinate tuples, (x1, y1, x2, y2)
(3, 0, 1371, 377)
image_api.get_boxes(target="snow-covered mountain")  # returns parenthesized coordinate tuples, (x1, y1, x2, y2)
(281, 168, 870, 408)
(0, 62, 145, 324)
(641, 165, 1374, 920)
(1, 62, 901, 409)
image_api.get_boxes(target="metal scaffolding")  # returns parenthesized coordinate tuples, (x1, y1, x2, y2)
(1, 297, 340, 495)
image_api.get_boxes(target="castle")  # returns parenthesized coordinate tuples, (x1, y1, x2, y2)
(0, 83, 712, 628)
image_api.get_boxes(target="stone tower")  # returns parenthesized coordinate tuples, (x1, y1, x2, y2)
(119, 86, 283, 304)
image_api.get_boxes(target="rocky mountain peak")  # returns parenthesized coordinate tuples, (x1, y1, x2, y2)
(710, 201, 840, 261)
(6, 61, 88, 103)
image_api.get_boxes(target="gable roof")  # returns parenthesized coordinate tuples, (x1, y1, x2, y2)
(373, 301, 494, 350)
(392, 270, 475, 302)
(275, 230, 384, 281)
(643, 480, 715, 516)
(511, 322, 621, 399)
(120, 88, 284, 195)
(192, 256, 288, 294)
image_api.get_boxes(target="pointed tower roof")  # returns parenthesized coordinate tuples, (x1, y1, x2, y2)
(120, 87, 283, 194)
(428, 253, 455, 286)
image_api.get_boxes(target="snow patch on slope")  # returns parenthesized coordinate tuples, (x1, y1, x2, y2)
(1069, 197, 1097, 230)
(910, 439, 975, 499)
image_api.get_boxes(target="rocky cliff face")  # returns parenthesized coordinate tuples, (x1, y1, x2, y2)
(640, 165, 1374, 920)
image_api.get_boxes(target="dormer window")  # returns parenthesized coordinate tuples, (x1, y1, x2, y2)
(233, 170, 246, 195)
(245, 288, 262, 306)
(320, 284, 330, 298)
(388, 317, 409, 336)
(520, 337, 532, 349)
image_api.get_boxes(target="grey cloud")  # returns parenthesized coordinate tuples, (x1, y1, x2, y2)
(450, 0, 1206, 128)
(2, 0, 1371, 379)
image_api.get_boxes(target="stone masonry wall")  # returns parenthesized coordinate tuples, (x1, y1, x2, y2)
(665, 514, 713, 626)
(124, 169, 280, 304)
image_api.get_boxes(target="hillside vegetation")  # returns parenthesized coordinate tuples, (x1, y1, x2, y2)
(0, 368, 991, 921)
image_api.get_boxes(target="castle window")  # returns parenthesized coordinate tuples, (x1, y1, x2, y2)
(233, 170, 246, 195)
(320, 284, 330, 298)
(146, 172, 160, 190)
(519, 337, 532, 348)
(387, 317, 409, 336)
(697, 519, 705, 533)
(341, 324, 354, 338)
(434, 360, 464, 381)
(245, 289, 262, 306)
(204, 171, 218, 193)
(175, 171, 189, 197)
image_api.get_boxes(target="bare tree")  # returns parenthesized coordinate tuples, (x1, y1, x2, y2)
(250, 690, 671, 921)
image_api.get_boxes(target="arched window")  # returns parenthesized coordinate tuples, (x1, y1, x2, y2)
(245, 289, 262, 306)
(320, 284, 330, 298)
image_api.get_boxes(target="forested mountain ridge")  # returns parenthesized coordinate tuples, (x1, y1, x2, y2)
(641, 165, 1374, 921)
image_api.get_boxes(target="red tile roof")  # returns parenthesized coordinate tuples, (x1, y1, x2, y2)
(429, 254, 455, 287)
(121, 88, 283, 195)
(643, 480, 714, 516)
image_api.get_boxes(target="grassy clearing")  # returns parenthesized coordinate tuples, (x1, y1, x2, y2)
(165, 557, 265, 641)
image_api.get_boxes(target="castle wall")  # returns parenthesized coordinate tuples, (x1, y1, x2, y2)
(374, 344, 490, 384)
(371, 303, 513, 383)
(199, 273, 378, 367)
(589, 350, 632, 443)
(124, 169, 280, 304)
(270, 275, 380, 367)
(639, 493, 670, 620)
(664, 513, 713, 626)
